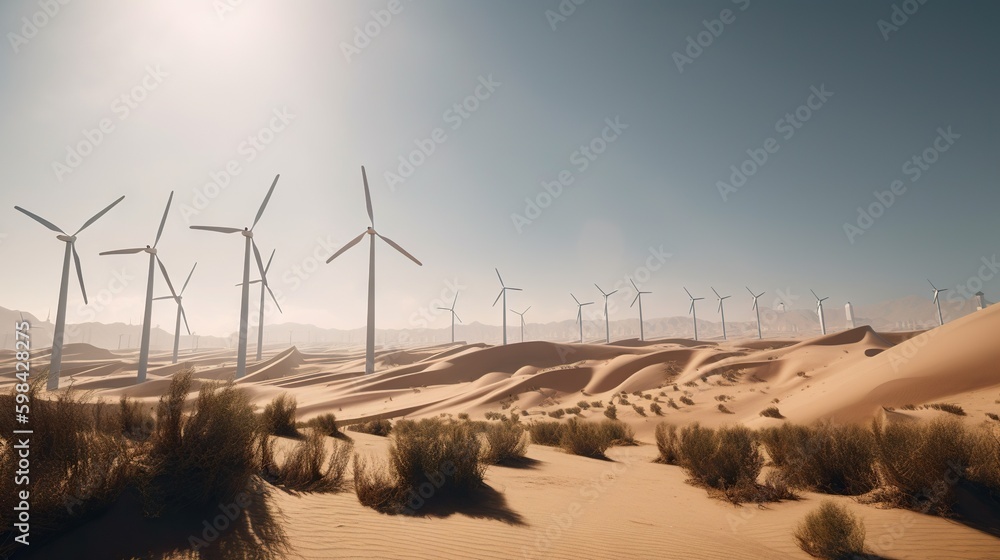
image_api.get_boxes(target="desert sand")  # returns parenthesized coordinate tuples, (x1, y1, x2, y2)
(2, 304, 999, 559)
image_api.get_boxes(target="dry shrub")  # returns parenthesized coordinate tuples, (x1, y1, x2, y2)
(119, 395, 154, 440)
(548, 408, 566, 419)
(482, 421, 528, 464)
(926, 403, 965, 416)
(679, 396, 695, 406)
(655, 423, 681, 464)
(759, 424, 812, 467)
(603, 403, 618, 420)
(527, 420, 564, 446)
(270, 431, 352, 492)
(794, 501, 867, 559)
(649, 402, 663, 415)
(632, 404, 647, 417)
(560, 418, 612, 459)
(347, 418, 392, 436)
(305, 413, 340, 437)
(262, 393, 300, 438)
(717, 404, 734, 414)
(577, 401, 591, 410)
(590, 400, 603, 408)
(760, 406, 784, 419)
(762, 422, 878, 495)
(600, 419, 636, 446)
(967, 425, 1000, 497)
(353, 454, 403, 511)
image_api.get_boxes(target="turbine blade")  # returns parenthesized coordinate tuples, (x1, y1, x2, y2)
(180, 305, 191, 335)
(14, 206, 65, 234)
(571, 293, 581, 305)
(452, 291, 459, 309)
(492, 289, 504, 307)
(74, 195, 126, 235)
(718, 300, 723, 313)
(99, 247, 146, 255)
(684, 287, 693, 299)
(583, 302, 593, 306)
(576, 307, 582, 324)
(361, 166, 374, 226)
(630, 278, 639, 292)
(266, 284, 282, 313)
(712, 287, 721, 299)
(496, 268, 504, 286)
(933, 293, 939, 303)
(752, 300, 758, 310)
(507, 287, 523, 291)
(594, 283, 604, 295)
(72, 244, 88, 305)
(152, 296, 174, 300)
(190, 225, 242, 234)
(927, 279, 937, 290)
(525, 306, 531, 314)
(326, 231, 367, 263)
(180, 262, 197, 295)
(689, 301, 694, 315)
(810, 289, 820, 300)
(454, 312, 462, 323)
(252, 174, 279, 230)
(156, 256, 177, 297)
(153, 191, 173, 247)
(630, 293, 639, 307)
(264, 248, 276, 275)
(608, 290, 618, 296)
(252, 241, 266, 280)
(377, 233, 422, 266)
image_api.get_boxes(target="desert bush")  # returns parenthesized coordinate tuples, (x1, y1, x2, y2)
(482, 421, 528, 464)
(457, 412, 470, 421)
(760, 406, 784, 419)
(565, 406, 582, 415)
(527, 421, 565, 446)
(666, 398, 679, 409)
(655, 423, 681, 464)
(618, 396, 630, 405)
(763, 422, 877, 495)
(591, 400, 603, 408)
(926, 403, 965, 416)
(353, 454, 403, 511)
(577, 401, 591, 410)
(794, 501, 867, 559)
(389, 418, 486, 498)
(347, 419, 392, 437)
(603, 403, 618, 420)
(717, 404, 734, 414)
(679, 396, 695, 406)
(561, 418, 613, 459)
(650, 402, 663, 416)
(119, 395, 153, 440)
(986, 412, 999, 422)
(548, 408, 566, 419)
(601, 420, 637, 446)
(966, 426, 1000, 497)
(270, 431, 352, 491)
(306, 413, 340, 437)
(262, 393, 300, 438)
(484, 411, 503, 421)
(632, 404, 646, 417)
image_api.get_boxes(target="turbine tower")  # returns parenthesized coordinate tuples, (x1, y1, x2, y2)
(629, 278, 651, 342)
(594, 284, 618, 343)
(845, 301, 856, 329)
(14, 196, 125, 390)
(326, 167, 422, 374)
(241, 248, 283, 361)
(101, 192, 177, 383)
(747, 287, 765, 340)
(712, 287, 731, 341)
(928, 280, 947, 326)
(684, 287, 704, 341)
(811, 290, 829, 335)
(511, 306, 531, 343)
(437, 292, 462, 344)
(153, 262, 196, 364)
(190, 174, 280, 379)
(571, 293, 594, 343)
(492, 269, 522, 345)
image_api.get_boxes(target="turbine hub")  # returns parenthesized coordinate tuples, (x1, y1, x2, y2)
(242, 229, 253, 238)
(57, 234, 76, 242)
(146, 245, 157, 255)
(367, 227, 376, 235)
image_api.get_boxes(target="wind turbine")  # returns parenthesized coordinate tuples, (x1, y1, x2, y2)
(712, 287, 731, 341)
(326, 166, 422, 374)
(747, 287, 765, 340)
(437, 292, 462, 344)
(511, 306, 530, 343)
(492, 269, 522, 345)
(594, 284, 618, 343)
(811, 290, 829, 335)
(190, 174, 279, 379)
(153, 262, 196, 364)
(629, 278, 651, 341)
(684, 287, 704, 341)
(928, 279, 947, 326)
(571, 293, 594, 343)
(15, 195, 125, 390)
(100, 192, 177, 383)
(243, 248, 282, 361)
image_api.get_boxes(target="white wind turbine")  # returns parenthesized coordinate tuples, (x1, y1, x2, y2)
(684, 287, 704, 341)
(243, 248, 282, 361)
(511, 306, 531, 343)
(437, 292, 462, 344)
(928, 279, 947, 326)
(811, 289, 829, 335)
(746, 287, 765, 340)
(712, 287, 731, 341)
(153, 262, 196, 364)
(101, 192, 178, 383)
(571, 293, 594, 343)
(14, 196, 125, 390)
(190, 174, 280, 379)
(594, 284, 618, 343)
(629, 278, 651, 342)
(492, 269, 522, 346)
(326, 166, 422, 374)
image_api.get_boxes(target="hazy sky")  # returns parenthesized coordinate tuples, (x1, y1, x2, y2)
(1, 0, 997, 337)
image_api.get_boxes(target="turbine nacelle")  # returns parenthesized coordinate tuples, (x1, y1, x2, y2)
(241, 228, 253, 238)
(56, 234, 77, 243)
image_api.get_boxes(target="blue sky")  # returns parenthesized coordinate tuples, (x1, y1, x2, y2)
(1, 0, 997, 336)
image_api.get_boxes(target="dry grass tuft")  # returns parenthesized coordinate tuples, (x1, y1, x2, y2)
(481, 421, 528, 464)
(760, 406, 784, 419)
(794, 501, 867, 559)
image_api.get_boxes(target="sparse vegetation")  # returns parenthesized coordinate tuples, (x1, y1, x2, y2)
(666, 397, 679, 409)
(794, 501, 867, 559)
(457, 412, 470, 421)
(759, 422, 878, 496)
(347, 419, 392, 437)
(591, 400, 603, 408)
(926, 403, 966, 416)
(565, 406, 582, 415)
(679, 396, 695, 406)
(717, 404, 734, 414)
(305, 413, 341, 437)
(600, 419, 637, 446)
(632, 404, 646, 417)
(603, 403, 618, 420)
(548, 408, 566, 419)
(262, 393, 301, 438)
(577, 400, 591, 410)
(527, 421, 565, 446)
(560, 418, 613, 459)
(650, 402, 663, 416)
(484, 411, 503, 421)
(481, 420, 528, 465)
(987, 412, 1000, 422)
(265, 430, 352, 492)
(760, 406, 784, 419)
(654, 423, 681, 464)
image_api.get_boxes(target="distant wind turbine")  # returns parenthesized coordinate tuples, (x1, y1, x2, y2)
(571, 293, 594, 343)
(811, 289, 829, 335)
(746, 287, 765, 340)
(629, 278, 651, 341)
(928, 279, 947, 326)
(712, 287, 731, 341)
(437, 292, 462, 344)
(684, 287, 704, 341)
(101, 192, 177, 383)
(511, 306, 531, 343)
(243, 248, 282, 361)
(190, 174, 280, 379)
(594, 284, 618, 343)
(492, 269, 522, 345)
(326, 166, 422, 374)
(153, 262, 197, 364)
(15, 195, 125, 389)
